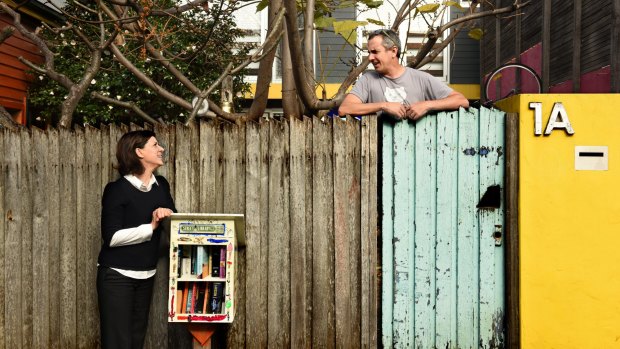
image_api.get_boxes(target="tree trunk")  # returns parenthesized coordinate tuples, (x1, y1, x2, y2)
(246, 1, 283, 121)
(282, 27, 301, 118)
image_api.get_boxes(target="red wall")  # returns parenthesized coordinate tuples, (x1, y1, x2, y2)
(0, 13, 43, 124)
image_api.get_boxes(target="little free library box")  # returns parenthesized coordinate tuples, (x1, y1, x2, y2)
(167, 213, 245, 323)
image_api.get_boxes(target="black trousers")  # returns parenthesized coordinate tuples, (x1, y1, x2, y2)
(97, 266, 155, 349)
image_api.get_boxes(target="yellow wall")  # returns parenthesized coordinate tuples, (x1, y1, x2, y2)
(500, 94, 620, 348)
(245, 83, 480, 100)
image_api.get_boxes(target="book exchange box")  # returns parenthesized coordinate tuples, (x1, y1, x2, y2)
(167, 213, 245, 323)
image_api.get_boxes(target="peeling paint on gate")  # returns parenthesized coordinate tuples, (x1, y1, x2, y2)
(381, 107, 506, 349)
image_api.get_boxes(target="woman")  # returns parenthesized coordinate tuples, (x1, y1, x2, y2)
(97, 130, 176, 349)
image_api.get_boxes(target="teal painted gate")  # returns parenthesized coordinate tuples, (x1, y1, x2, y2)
(381, 107, 505, 348)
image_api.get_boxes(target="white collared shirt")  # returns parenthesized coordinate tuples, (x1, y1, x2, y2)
(107, 174, 160, 279)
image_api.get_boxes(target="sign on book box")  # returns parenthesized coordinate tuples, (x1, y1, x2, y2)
(167, 213, 245, 323)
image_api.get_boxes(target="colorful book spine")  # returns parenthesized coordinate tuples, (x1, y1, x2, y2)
(211, 248, 220, 277)
(195, 246, 205, 277)
(219, 246, 226, 278)
(186, 285, 193, 313)
(210, 282, 224, 314)
(181, 283, 189, 314)
(202, 282, 211, 314)
(189, 283, 198, 313)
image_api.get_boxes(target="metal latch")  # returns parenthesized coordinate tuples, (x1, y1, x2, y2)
(493, 225, 503, 246)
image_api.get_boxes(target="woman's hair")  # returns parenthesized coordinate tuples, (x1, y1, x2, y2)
(116, 130, 157, 176)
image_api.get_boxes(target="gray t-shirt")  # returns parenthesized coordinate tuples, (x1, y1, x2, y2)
(349, 68, 453, 105)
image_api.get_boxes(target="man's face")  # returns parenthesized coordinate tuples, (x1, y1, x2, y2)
(367, 35, 397, 75)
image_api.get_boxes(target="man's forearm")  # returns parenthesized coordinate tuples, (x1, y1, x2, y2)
(339, 101, 386, 117)
(427, 93, 469, 112)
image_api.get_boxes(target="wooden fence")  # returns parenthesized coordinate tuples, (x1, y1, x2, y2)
(0, 116, 378, 348)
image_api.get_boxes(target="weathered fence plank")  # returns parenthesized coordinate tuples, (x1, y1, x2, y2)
(0, 118, 379, 349)
(198, 121, 217, 213)
(478, 107, 506, 347)
(32, 128, 50, 349)
(334, 117, 352, 349)
(244, 121, 267, 349)
(391, 120, 414, 348)
(224, 122, 246, 347)
(380, 119, 395, 349)
(20, 130, 33, 349)
(364, 115, 378, 348)
(4, 129, 21, 349)
(312, 117, 335, 348)
(267, 120, 291, 348)
(59, 127, 77, 349)
(456, 108, 481, 348)
(47, 129, 61, 349)
(435, 111, 459, 347)
(414, 115, 437, 348)
(289, 116, 312, 349)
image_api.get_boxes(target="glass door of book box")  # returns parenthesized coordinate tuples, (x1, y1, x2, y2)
(167, 216, 238, 323)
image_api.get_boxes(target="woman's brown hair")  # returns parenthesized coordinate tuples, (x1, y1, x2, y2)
(116, 130, 156, 176)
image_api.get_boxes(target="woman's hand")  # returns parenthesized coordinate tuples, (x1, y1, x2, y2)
(151, 207, 174, 230)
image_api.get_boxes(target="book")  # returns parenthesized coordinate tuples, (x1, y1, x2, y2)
(191, 246, 197, 275)
(176, 288, 183, 314)
(189, 283, 198, 313)
(202, 283, 211, 314)
(211, 248, 220, 277)
(210, 282, 224, 314)
(219, 246, 226, 278)
(196, 246, 205, 277)
(181, 257, 191, 277)
(186, 285, 194, 313)
(195, 284, 206, 314)
(181, 283, 189, 314)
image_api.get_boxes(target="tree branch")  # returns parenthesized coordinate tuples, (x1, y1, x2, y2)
(246, 1, 284, 121)
(108, 43, 193, 109)
(91, 91, 161, 125)
(408, 0, 530, 68)
(0, 27, 14, 45)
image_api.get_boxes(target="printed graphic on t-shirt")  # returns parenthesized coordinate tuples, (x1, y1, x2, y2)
(384, 86, 407, 103)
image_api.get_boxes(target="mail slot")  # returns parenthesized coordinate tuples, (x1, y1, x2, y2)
(575, 146, 608, 171)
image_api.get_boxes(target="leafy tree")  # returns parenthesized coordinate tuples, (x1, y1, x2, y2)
(24, 1, 251, 126)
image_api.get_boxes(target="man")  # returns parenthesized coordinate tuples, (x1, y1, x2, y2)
(339, 29, 469, 120)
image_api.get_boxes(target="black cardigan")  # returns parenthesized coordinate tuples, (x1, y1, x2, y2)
(98, 176, 176, 270)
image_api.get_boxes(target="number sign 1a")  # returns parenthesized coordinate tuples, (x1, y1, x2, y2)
(529, 102, 575, 136)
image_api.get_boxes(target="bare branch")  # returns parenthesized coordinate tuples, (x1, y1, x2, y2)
(152, 0, 210, 16)
(230, 8, 285, 74)
(109, 43, 192, 109)
(90, 91, 161, 125)
(413, 0, 530, 68)
(0, 27, 14, 44)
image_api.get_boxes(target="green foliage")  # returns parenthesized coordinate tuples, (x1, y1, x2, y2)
(333, 20, 367, 45)
(28, 1, 251, 126)
(417, 3, 441, 13)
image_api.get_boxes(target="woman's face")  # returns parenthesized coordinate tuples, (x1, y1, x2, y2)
(136, 136, 165, 171)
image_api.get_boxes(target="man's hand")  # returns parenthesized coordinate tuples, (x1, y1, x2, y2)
(382, 102, 410, 120)
(405, 101, 431, 121)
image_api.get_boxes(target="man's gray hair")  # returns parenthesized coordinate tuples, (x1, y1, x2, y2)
(368, 29, 402, 58)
